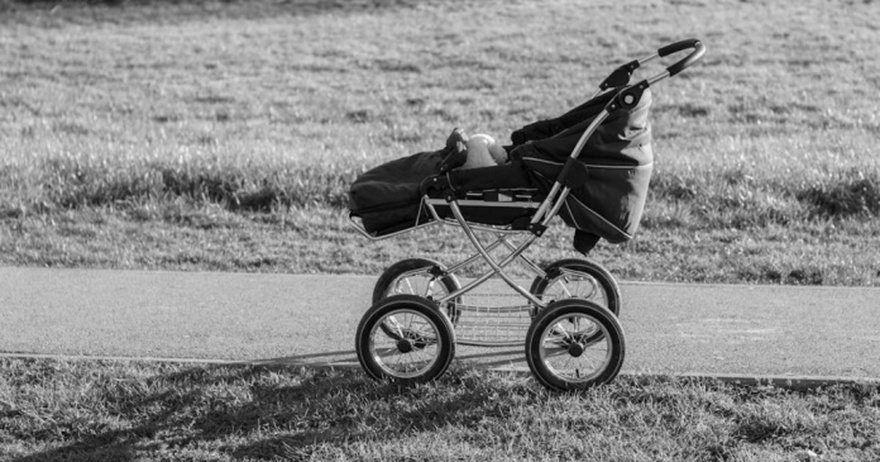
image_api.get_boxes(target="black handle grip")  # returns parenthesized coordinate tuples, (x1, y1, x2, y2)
(660, 39, 705, 77)
(658, 39, 701, 57)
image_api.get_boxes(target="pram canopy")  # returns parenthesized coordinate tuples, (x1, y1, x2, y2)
(512, 88, 653, 245)
(348, 87, 653, 251)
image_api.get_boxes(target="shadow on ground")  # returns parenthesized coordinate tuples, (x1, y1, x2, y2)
(250, 347, 527, 371)
(8, 361, 525, 461)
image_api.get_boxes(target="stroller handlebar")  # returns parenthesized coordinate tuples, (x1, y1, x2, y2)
(595, 39, 705, 94)
(660, 39, 706, 77)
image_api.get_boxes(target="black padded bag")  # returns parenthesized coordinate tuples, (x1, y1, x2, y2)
(348, 149, 446, 236)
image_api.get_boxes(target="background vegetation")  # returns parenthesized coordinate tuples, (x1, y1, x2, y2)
(1, 0, 878, 285)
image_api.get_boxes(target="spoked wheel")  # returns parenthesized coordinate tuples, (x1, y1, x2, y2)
(372, 258, 461, 329)
(529, 258, 621, 316)
(525, 299, 625, 391)
(356, 294, 455, 384)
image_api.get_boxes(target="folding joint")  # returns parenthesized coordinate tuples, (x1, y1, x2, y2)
(426, 172, 457, 202)
(419, 174, 452, 197)
(544, 267, 562, 280)
(615, 80, 650, 110)
(427, 266, 446, 278)
(599, 59, 639, 90)
(528, 223, 547, 236)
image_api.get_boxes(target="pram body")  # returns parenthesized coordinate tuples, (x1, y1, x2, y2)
(349, 40, 705, 390)
(349, 86, 652, 249)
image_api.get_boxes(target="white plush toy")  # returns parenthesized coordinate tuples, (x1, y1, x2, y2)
(461, 133, 508, 169)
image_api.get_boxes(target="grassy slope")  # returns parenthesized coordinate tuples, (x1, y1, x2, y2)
(1, 357, 878, 461)
(1, 0, 879, 285)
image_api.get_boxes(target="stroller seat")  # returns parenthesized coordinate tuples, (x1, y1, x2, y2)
(420, 162, 544, 230)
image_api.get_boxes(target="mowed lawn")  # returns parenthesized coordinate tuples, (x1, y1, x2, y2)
(0, 0, 877, 284)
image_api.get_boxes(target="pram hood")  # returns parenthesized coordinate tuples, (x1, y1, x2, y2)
(510, 88, 654, 245)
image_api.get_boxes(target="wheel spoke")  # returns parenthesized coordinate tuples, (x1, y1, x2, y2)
(531, 260, 618, 314)
(383, 315, 406, 338)
(424, 278, 438, 298)
(401, 277, 416, 295)
(559, 276, 575, 298)
(557, 270, 599, 301)
(390, 271, 445, 300)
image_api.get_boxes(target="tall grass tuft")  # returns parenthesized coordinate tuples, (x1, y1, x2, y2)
(798, 170, 880, 218)
(0, 154, 362, 213)
(2, 148, 876, 224)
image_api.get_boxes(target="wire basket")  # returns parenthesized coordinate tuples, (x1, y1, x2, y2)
(451, 291, 535, 347)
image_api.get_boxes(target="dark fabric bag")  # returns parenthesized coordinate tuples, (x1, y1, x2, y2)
(348, 149, 446, 236)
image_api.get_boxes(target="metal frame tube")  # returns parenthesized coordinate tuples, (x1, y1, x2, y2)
(436, 201, 545, 309)
(444, 238, 507, 274)
(348, 213, 437, 241)
(647, 70, 670, 86)
(638, 51, 660, 66)
(541, 186, 573, 228)
(425, 198, 535, 235)
(500, 236, 546, 277)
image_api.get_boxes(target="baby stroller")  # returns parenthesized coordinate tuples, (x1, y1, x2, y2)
(348, 39, 705, 390)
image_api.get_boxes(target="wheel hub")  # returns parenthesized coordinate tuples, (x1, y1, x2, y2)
(397, 339, 413, 353)
(568, 342, 585, 357)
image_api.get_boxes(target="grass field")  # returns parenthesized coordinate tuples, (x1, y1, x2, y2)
(1, 0, 878, 285)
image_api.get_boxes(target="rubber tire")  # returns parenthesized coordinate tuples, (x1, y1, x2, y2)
(356, 294, 456, 384)
(529, 258, 621, 316)
(525, 299, 625, 391)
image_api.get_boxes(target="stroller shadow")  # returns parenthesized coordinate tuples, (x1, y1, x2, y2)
(246, 347, 528, 371)
(11, 356, 531, 461)
(245, 350, 359, 367)
(455, 347, 529, 370)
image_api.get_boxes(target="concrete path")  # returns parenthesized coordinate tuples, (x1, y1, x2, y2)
(1, 267, 879, 383)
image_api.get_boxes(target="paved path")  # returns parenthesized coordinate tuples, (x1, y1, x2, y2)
(1, 267, 879, 382)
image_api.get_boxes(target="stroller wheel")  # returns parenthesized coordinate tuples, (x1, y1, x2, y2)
(356, 294, 456, 384)
(529, 258, 621, 316)
(525, 299, 624, 391)
(372, 258, 461, 327)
